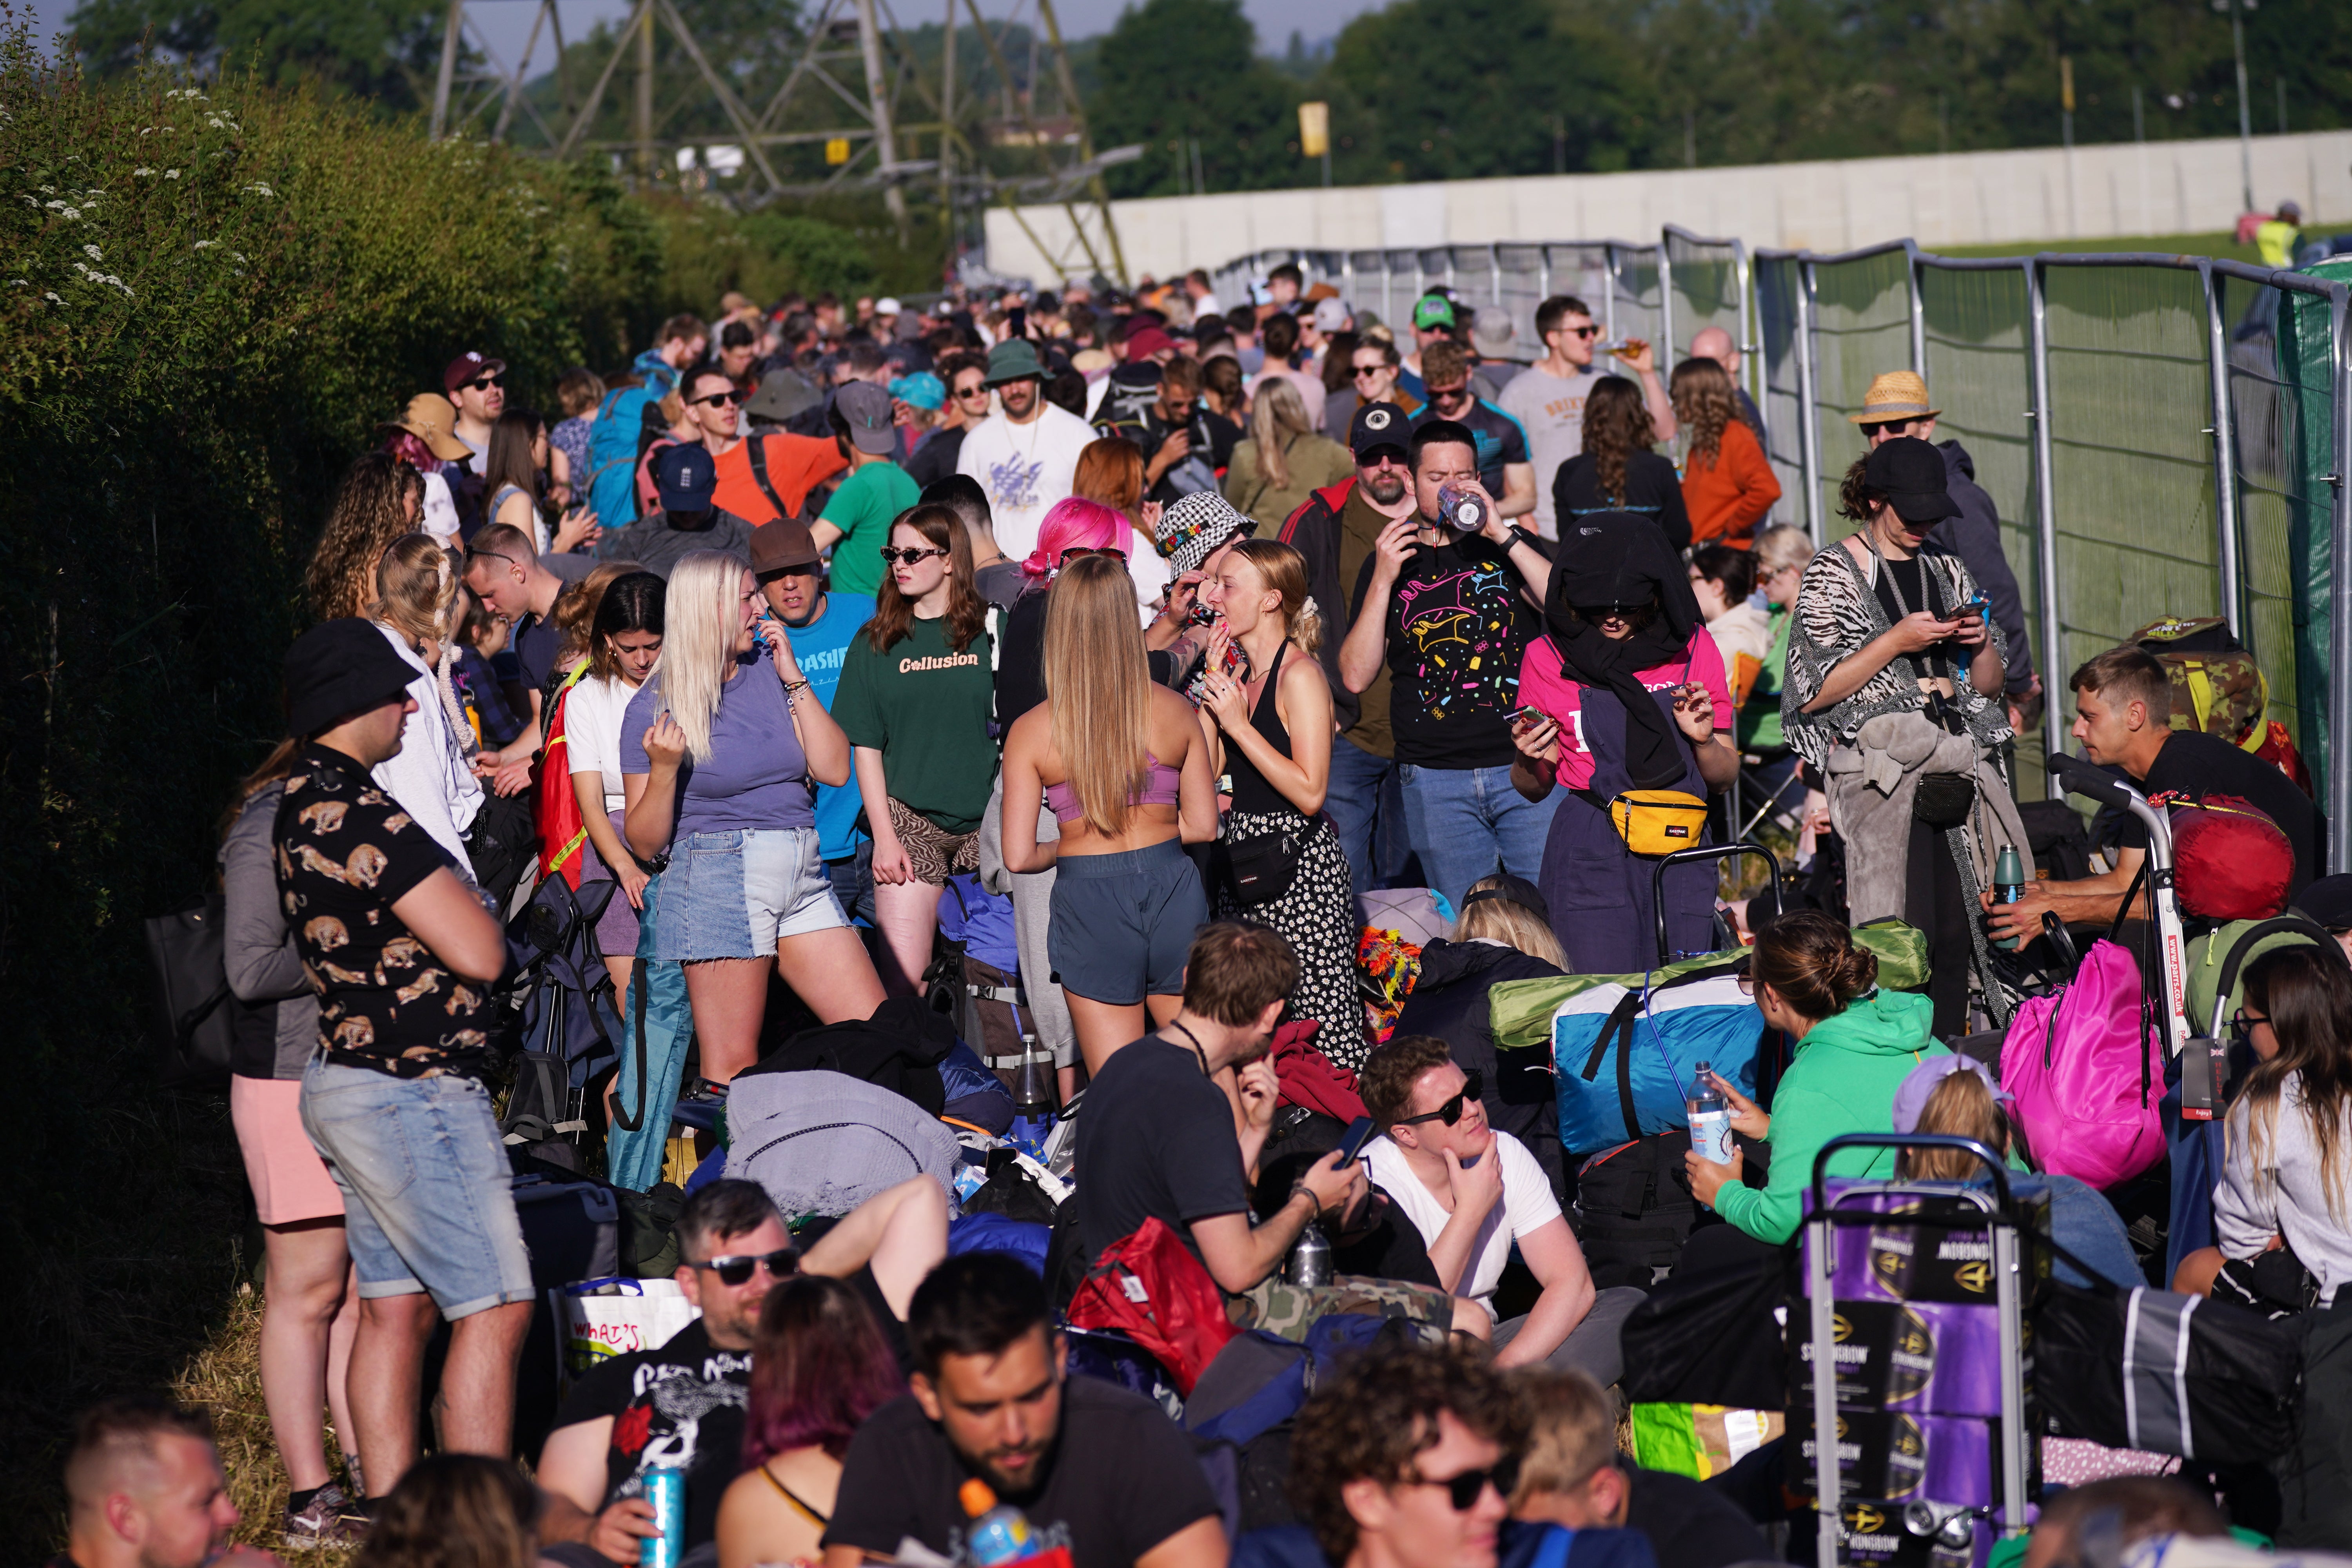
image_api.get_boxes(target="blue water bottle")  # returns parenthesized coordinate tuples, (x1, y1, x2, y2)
(640, 1462, 688, 1568)
(959, 1478, 1038, 1566)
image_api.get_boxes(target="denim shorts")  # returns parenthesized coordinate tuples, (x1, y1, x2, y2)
(1047, 838, 1207, 1005)
(648, 826, 845, 961)
(299, 1060, 534, 1317)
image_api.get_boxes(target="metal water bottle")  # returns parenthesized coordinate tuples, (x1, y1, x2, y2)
(640, 1461, 688, 1568)
(1687, 1060, 1735, 1165)
(1993, 844, 2027, 951)
(1287, 1221, 1333, 1286)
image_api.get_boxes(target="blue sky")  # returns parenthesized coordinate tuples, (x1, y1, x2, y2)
(29, 0, 1374, 74)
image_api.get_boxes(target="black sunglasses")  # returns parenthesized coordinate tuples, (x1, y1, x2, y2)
(467, 373, 506, 391)
(694, 388, 745, 407)
(688, 1247, 799, 1287)
(1428, 384, 1472, 402)
(1396, 1070, 1483, 1126)
(1564, 325, 1600, 339)
(878, 545, 949, 565)
(1859, 419, 1917, 438)
(1409, 1456, 1520, 1510)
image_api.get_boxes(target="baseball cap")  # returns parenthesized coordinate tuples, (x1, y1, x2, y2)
(876, 296, 904, 316)
(1123, 326, 1176, 363)
(2296, 873, 2352, 930)
(834, 382, 897, 455)
(1311, 298, 1349, 334)
(652, 443, 718, 514)
(1862, 436, 1960, 523)
(1349, 400, 1411, 461)
(750, 517, 823, 575)
(284, 619, 421, 737)
(1411, 293, 1456, 331)
(1459, 873, 1551, 927)
(443, 350, 506, 394)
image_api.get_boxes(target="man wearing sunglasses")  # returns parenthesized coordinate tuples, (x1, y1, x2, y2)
(443, 350, 507, 466)
(1409, 341, 1534, 524)
(1497, 295, 1675, 542)
(1359, 1038, 1638, 1377)
(543, 1176, 948, 1568)
(1279, 1340, 1528, 1568)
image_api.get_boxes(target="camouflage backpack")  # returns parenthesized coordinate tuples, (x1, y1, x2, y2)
(2130, 616, 2267, 748)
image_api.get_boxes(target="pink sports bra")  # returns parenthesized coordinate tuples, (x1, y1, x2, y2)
(1045, 753, 1183, 824)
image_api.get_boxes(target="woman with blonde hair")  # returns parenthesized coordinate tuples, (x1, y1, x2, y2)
(1195, 537, 1363, 1066)
(1002, 552, 1217, 1073)
(1670, 357, 1780, 550)
(309, 451, 425, 619)
(833, 506, 1001, 996)
(1222, 377, 1354, 535)
(622, 551, 885, 1089)
(370, 534, 485, 875)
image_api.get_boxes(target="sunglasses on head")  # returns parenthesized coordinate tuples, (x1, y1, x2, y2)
(467, 373, 506, 391)
(1060, 546, 1128, 563)
(878, 544, 949, 566)
(689, 1247, 799, 1287)
(1397, 1069, 1482, 1126)
(1408, 1456, 1520, 1510)
(694, 388, 745, 407)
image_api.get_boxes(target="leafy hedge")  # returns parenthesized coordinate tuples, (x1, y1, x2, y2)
(0, 22, 909, 1543)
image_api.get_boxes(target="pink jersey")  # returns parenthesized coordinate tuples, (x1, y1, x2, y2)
(1516, 629, 1733, 791)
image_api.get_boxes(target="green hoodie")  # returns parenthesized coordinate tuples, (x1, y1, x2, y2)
(1715, 988, 1949, 1245)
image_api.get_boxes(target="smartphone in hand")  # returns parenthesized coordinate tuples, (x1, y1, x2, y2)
(1335, 1116, 1377, 1168)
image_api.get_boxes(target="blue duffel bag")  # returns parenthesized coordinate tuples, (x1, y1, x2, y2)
(1550, 955, 1762, 1156)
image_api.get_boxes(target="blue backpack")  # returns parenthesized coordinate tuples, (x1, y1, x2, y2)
(585, 383, 663, 528)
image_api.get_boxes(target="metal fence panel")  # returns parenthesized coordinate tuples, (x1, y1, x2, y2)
(1348, 249, 1392, 325)
(1497, 243, 1546, 348)
(1755, 254, 1810, 536)
(1663, 226, 1746, 365)
(1806, 247, 1916, 536)
(1608, 245, 1664, 354)
(2223, 271, 2327, 756)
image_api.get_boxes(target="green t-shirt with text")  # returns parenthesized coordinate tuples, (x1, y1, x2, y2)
(831, 613, 998, 833)
(822, 460, 921, 597)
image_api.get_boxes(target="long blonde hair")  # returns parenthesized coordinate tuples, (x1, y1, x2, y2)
(1044, 553, 1153, 837)
(1225, 538, 1324, 655)
(1899, 1068, 2011, 1182)
(652, 551, 744, 763)
(1247, 377, 1313, 493)
(1452, 873, 1566, 968)
(372, 534, 458, 650)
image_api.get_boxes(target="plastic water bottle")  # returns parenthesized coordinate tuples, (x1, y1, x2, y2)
(1993, 844, 2027, 951)
(1008, 1043, 1056, 1161)
(959, 1477, 1038, 1566)
(1287, 1220, 1333, 1286)
(1435, 483, 1488, 534)
(640, 1461, 688, 1568)
(1688, 1059, 1735, 1166)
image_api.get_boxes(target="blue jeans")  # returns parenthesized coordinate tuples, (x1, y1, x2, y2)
(299, 1061, 533, 1317)
(1326, 734, 1411, 897)
(1397, 762, 1564, 913)
(607, 872, 694, 1194)
(826, 840, 876, 928)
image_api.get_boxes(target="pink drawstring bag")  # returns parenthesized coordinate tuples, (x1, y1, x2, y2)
(2000, 938, 2166, 1190)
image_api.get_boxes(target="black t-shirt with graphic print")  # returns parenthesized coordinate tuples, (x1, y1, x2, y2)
(1353, 531, 1543, 768)
(552, 1319, 750, 1556)
(272, 743, 494, 1078)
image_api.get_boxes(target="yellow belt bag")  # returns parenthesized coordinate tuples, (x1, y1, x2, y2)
(1608, 790, 1711, 855)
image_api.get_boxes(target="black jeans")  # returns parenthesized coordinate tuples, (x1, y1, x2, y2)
(1906, 816, 1972, 1036)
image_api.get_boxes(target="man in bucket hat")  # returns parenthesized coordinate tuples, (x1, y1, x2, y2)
(1850, 370, 2038, 722)
(955, 338, 1095, 561)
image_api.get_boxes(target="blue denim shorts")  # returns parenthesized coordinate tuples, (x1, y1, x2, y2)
(648, 826, 845, 961)
(299, 1060, 534, 1317)
(1047, 838, 1208, 1005)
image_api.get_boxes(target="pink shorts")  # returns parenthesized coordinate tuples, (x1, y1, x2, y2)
(231, 1075, 345, 1225)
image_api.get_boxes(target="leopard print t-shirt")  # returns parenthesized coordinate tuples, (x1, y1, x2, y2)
(273, 743, 493, 1078)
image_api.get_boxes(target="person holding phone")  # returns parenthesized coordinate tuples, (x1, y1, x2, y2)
(1784, 438, 2021, 1035)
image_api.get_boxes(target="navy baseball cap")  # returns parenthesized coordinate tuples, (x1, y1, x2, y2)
(653, 443, 718, 514)
(1349, 399, 1411, 461)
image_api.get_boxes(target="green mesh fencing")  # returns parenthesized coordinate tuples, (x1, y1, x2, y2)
(1755, 254, 1808, 528)
(1663, 227, 1745, 365)
(1808, 248, 1917, 539)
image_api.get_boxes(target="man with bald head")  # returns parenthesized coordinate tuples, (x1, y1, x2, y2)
(55, 1397, 283, 1568)
(1689, 326, 1766, 445)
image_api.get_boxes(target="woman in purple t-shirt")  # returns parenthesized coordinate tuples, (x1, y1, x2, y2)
(622, 551, 886, 1086)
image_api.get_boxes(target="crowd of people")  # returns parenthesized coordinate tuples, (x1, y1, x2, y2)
(65, 268, 2352, 1568)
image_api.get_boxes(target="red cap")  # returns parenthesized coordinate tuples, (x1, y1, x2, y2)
(444, 351, 507, 393)
(1123, 326, 1175, 363)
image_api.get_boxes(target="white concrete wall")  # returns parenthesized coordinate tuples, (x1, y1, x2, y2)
(984, 129, 2352, 282)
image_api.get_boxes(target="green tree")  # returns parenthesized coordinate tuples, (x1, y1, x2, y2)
(68, 0, 448, 109)
(1089, 0, 1305, 197)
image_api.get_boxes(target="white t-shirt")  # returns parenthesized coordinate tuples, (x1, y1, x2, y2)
(955, 403, 1096, 563)
(1498, 366, 1615, 539)
(565, 673, 641, 816)
(1363, 1130, 1563, 1314)
(420, 470, 463, 547)
(370, 623, 482, 877)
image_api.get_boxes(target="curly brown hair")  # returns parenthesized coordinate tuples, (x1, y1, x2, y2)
(1837, 455, 1889, 523)
(1580, 378, 1655, 507)
(309, 452, 424, 621)
(1670, 357, 1737, 472)
(1290, 1340, 1528, 1567)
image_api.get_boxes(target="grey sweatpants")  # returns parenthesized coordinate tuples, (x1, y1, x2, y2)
(1492, 1285, 1649, 1385)
(978, 775, 1079, 1071)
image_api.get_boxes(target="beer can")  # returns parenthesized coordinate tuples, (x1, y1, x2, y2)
(640, 1465, 688, 1568)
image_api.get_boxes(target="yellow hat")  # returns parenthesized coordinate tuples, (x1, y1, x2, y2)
(381, 392, 472, 462)
(1847, 370, 1941, 425)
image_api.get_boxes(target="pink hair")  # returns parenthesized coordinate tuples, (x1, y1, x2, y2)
(740, 1276, 905, 1468)
(1022, 497, 1128, 583)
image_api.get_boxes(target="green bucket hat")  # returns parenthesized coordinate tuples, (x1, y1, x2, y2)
(983, 338, 1048, 386)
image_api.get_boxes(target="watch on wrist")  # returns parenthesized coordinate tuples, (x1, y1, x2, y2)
(1505, 524, 1539, 553)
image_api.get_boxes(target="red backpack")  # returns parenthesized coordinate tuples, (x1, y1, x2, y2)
(1065, 1217, 1237, 1395)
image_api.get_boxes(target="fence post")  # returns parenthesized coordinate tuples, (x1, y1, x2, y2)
(1735, 239, 1760, 419)
(1602, 245, 1619, 344)
(2331, 280, 2352, 872)
(1342, 252, 1355, 311)
(1906, 240, 1927, 373)
(1490, 243, 1503, 317)
(1795, 257, 1824, 543)
(1659, 234, 1677, 363)
(2202, 260, 2246, 640)
(2027, 258, 2068, 768)
(1539, 249, 1552, 316)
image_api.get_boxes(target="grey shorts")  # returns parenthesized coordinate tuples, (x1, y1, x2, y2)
(1046, 838, 1208, 1005)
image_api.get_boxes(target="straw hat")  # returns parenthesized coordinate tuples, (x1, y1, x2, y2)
(1848, 370, 1940, 425)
